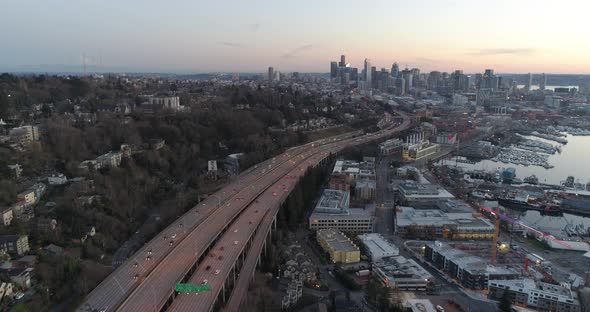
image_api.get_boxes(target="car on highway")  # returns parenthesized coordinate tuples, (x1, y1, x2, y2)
(171, 234, 177, 239)
(214, 269, 220, 275)
(205, 265, 211, 271)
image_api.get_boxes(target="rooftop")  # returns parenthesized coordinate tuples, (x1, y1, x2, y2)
(398, 181, 454, 199)
(317, 229, 359, 252)
(489, 279, 579, 304)
(314, 189, 349, 214)
(357, 233, 399, 259)
(375, 255, 433, 281)
(430, 241, 518, 275)
(396, 207, 494, 231)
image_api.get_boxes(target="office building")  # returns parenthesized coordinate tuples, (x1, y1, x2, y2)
(425, 241, 519, 289)
(488, 279, 580, 312)
(330, 62, 338, 79)
(373, 255, 434, 291)
(397, 181, 454, 201)
(313, 189, 350, 214)
(539, 73, 547, 91)
(268, 66, 274, 81)
(309, 189, 373, 233)
(357, 233, 399, 262)
(339, 55, 346, 67)
(395, 207, 495, 240)
(316, 229, 360, 264)
(391, 62, 399, 78)
(525, 73, 533, 92)
(355, 178, 376, 201)
(364, 59, 372, 87)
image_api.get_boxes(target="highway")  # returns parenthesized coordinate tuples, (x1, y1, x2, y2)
(78, 111, 410, 312)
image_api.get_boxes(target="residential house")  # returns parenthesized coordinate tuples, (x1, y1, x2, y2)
(0, 235, 29, 257)
(0, 208, 13, 226)
(96, 151, 122, 168)
(7, 268, 33, 289)
(16, 190, 36, 206)
(48, 173, 68, 185)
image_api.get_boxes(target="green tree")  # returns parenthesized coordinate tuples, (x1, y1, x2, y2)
(498, 288, 512, 312)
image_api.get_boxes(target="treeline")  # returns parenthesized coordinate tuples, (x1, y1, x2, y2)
(276, 155, 335, 230)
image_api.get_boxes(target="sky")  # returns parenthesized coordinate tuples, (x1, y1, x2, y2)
(1, 0, 590, 74)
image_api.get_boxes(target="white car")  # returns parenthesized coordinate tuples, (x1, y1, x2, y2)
(214, 269, 221, 275)
(14, 292, 24, 300)
(436, 305, 445, 312)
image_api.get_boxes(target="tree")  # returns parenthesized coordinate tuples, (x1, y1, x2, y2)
(498, 288, 512, 312)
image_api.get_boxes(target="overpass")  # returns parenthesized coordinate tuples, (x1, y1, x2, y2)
(78, 111, 411, 312)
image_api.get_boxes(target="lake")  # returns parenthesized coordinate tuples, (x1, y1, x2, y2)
(443, 134, 590, 185)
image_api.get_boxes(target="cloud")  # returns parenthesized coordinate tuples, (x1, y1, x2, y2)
(282, 44, 313, 58)
(218, 41, 244, 48)
(469, 48, 537, 56)
(247, 23, 260, 32)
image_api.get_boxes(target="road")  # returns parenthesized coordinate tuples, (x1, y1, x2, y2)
(374, 155, 395, 235)
(78, 112, 411, 312)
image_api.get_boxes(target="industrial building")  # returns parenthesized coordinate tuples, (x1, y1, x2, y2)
(379, 138, 403, 156)
(425, 241, 519, 290)
(316, 229, 360, 264)
(357, 233, 399, 262)
(309, 189, 373, 233)
(395, 207, 495, 240)
(372, 256, 434, 291)
(402, 132, 440, 162)
(488, 279, 580, 312)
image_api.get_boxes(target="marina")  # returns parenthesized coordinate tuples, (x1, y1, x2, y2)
(442, 134, 590, 185)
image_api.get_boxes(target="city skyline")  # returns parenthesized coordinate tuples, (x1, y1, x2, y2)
(2, 0, 590, 74)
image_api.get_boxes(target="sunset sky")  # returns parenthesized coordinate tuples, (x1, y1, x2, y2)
(2, 0, 589, 74)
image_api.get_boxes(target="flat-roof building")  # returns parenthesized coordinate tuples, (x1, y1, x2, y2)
(373, 256, 434, 291)
(397, 181, 454, 201)
(309, 189, 373, 233)
(405, 299, 437, 312)
(357, 233, 399, 262)
(395, 207, 495, 240)
(425, 241, 519, 290)
(488, 279, 580, 312)
(314, 189, 350, 214)
(316, 229, 360, 264)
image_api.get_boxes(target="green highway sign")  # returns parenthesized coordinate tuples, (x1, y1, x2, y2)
(175, 283, 212, 293)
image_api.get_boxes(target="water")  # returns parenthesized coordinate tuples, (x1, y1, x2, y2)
(505, 209, 590, 240)
(444, 134, 590, 185)
(516, 85, 579, 91)
(447, 133, 590, 238)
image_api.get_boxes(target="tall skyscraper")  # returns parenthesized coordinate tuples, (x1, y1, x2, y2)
(330, 61, 338, 79)
(539, 73, 547, 91)
(268, 66, 274, 81)
(525, 73, 533, 93)
(339, 55, 346, 67)
(391, 62, 399, 78)
(364, 58, 372, 88)
(481, 69, 497, 90)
